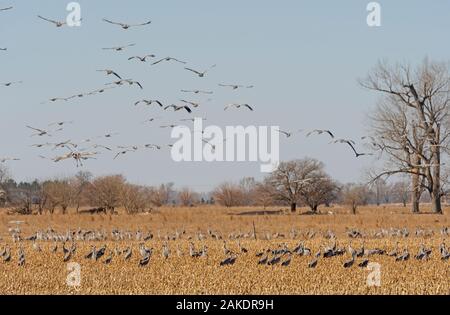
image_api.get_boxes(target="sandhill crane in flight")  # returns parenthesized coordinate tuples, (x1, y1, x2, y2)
(0, 157, 20, 163)
(184, 64, 216, 78)
(49, 121, 74, 128)
(152, 57, 187, 66)
(164, 104, 192, 113)
(26, 126, 53, 137)
(128, 54, 156, 62)
(134, 99, 163, 107)
(41, 96, 72, 104)
(51, 140, 74, 150)
(143, 144, 161, 150)
(218, 84, 254, 90)
(96, 69, 122, 80)
(106, 79, 143, 89)
(332, 139, 373, 158)
(224, 103, 254, 111)
(180, 118, 206, 123)
(160, 124, 179, 129)
(37, 15, 70, 27)
(114, 150, 135, 160)
(307, 129, 335, 139)
(181, 89, 213, 95)
(180, 100, 203, 108)
(31, 143, 51, 148)
(275, 129, 303, 138)
(102, 19, 152, 30)
(91, 144, 112, 151)
(87, 86, 117, 96)
(102, 44, 136, 52)
(53, 150, 99, 167)
(141, 117, 161, 124)
(1, 81, 22, 87)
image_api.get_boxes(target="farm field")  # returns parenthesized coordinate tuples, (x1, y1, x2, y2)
(0, 205, 449, 295)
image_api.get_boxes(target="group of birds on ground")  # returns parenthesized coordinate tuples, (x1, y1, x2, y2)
(0, 6, 376, 168)
(1, 225, 449, 268)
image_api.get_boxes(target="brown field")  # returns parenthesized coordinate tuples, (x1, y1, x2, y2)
(0, 205, 449, 295)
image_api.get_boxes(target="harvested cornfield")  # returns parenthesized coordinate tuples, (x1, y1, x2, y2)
(0, 206, 449, 295)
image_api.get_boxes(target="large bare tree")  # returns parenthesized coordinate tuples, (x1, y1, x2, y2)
(361, 59, 450, 214)
(268, 158, 338, 212)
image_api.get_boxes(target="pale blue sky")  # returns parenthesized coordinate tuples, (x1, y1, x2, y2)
(1, 0, 449, 190)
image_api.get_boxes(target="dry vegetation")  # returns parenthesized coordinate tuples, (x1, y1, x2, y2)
(0, 205, 449, 295)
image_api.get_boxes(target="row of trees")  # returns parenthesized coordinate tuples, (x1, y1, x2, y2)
(1, 159, 417, 215)
(212, 158, 415, 213)
(0, 167, 182, 214)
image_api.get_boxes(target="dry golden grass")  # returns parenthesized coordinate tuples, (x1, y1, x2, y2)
(0, 205, 449, 295)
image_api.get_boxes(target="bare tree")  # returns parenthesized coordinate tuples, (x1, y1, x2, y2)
(122, 184, 148, 214)
(0, 165, 9, 184)
(298, 176, 339, 213)
(177, 187, 199, 207)
(88, 175, 126, 214)
(239, 177, 256, 206)
(391, 180, 410, 207)
(148, 183, 174, 207)
(267, 158, 338, 213)
(213, 182, 244, 207)
(341, 184, 370, 214)
(73, 171, 93, 213)
(0, 165, 9, 207)
(254, 180, 276, 209)
(42, 181, 61, 214)
(361, 59, 450, 214)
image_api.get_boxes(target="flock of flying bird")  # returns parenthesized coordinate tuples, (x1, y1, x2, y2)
(0, 226, 449, 268)
(0, 5, 374, 168)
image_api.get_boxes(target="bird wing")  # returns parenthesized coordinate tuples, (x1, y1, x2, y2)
(164, 105, 176, 110)
(1, 7, 13, 11)
(111, 71, 122, 79)
(171, 58, 187, 64)
(132, 20, 152, 27)
(151, 58, 166, 65)
(184, 68, 201, 75)
(183, 106, 192, 113)
(244, 104, 254, 111)
(38, 15, 59, 24)
(344, 141, 359, 156)
(276, 130, 289, 137)
(26, 126, 45, 133)
(102, 19, 124, 26)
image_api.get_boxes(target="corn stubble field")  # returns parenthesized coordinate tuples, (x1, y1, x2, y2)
(0, 205, 449, 295)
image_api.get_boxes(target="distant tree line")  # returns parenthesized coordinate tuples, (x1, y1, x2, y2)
(0, 158, 429, 215)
